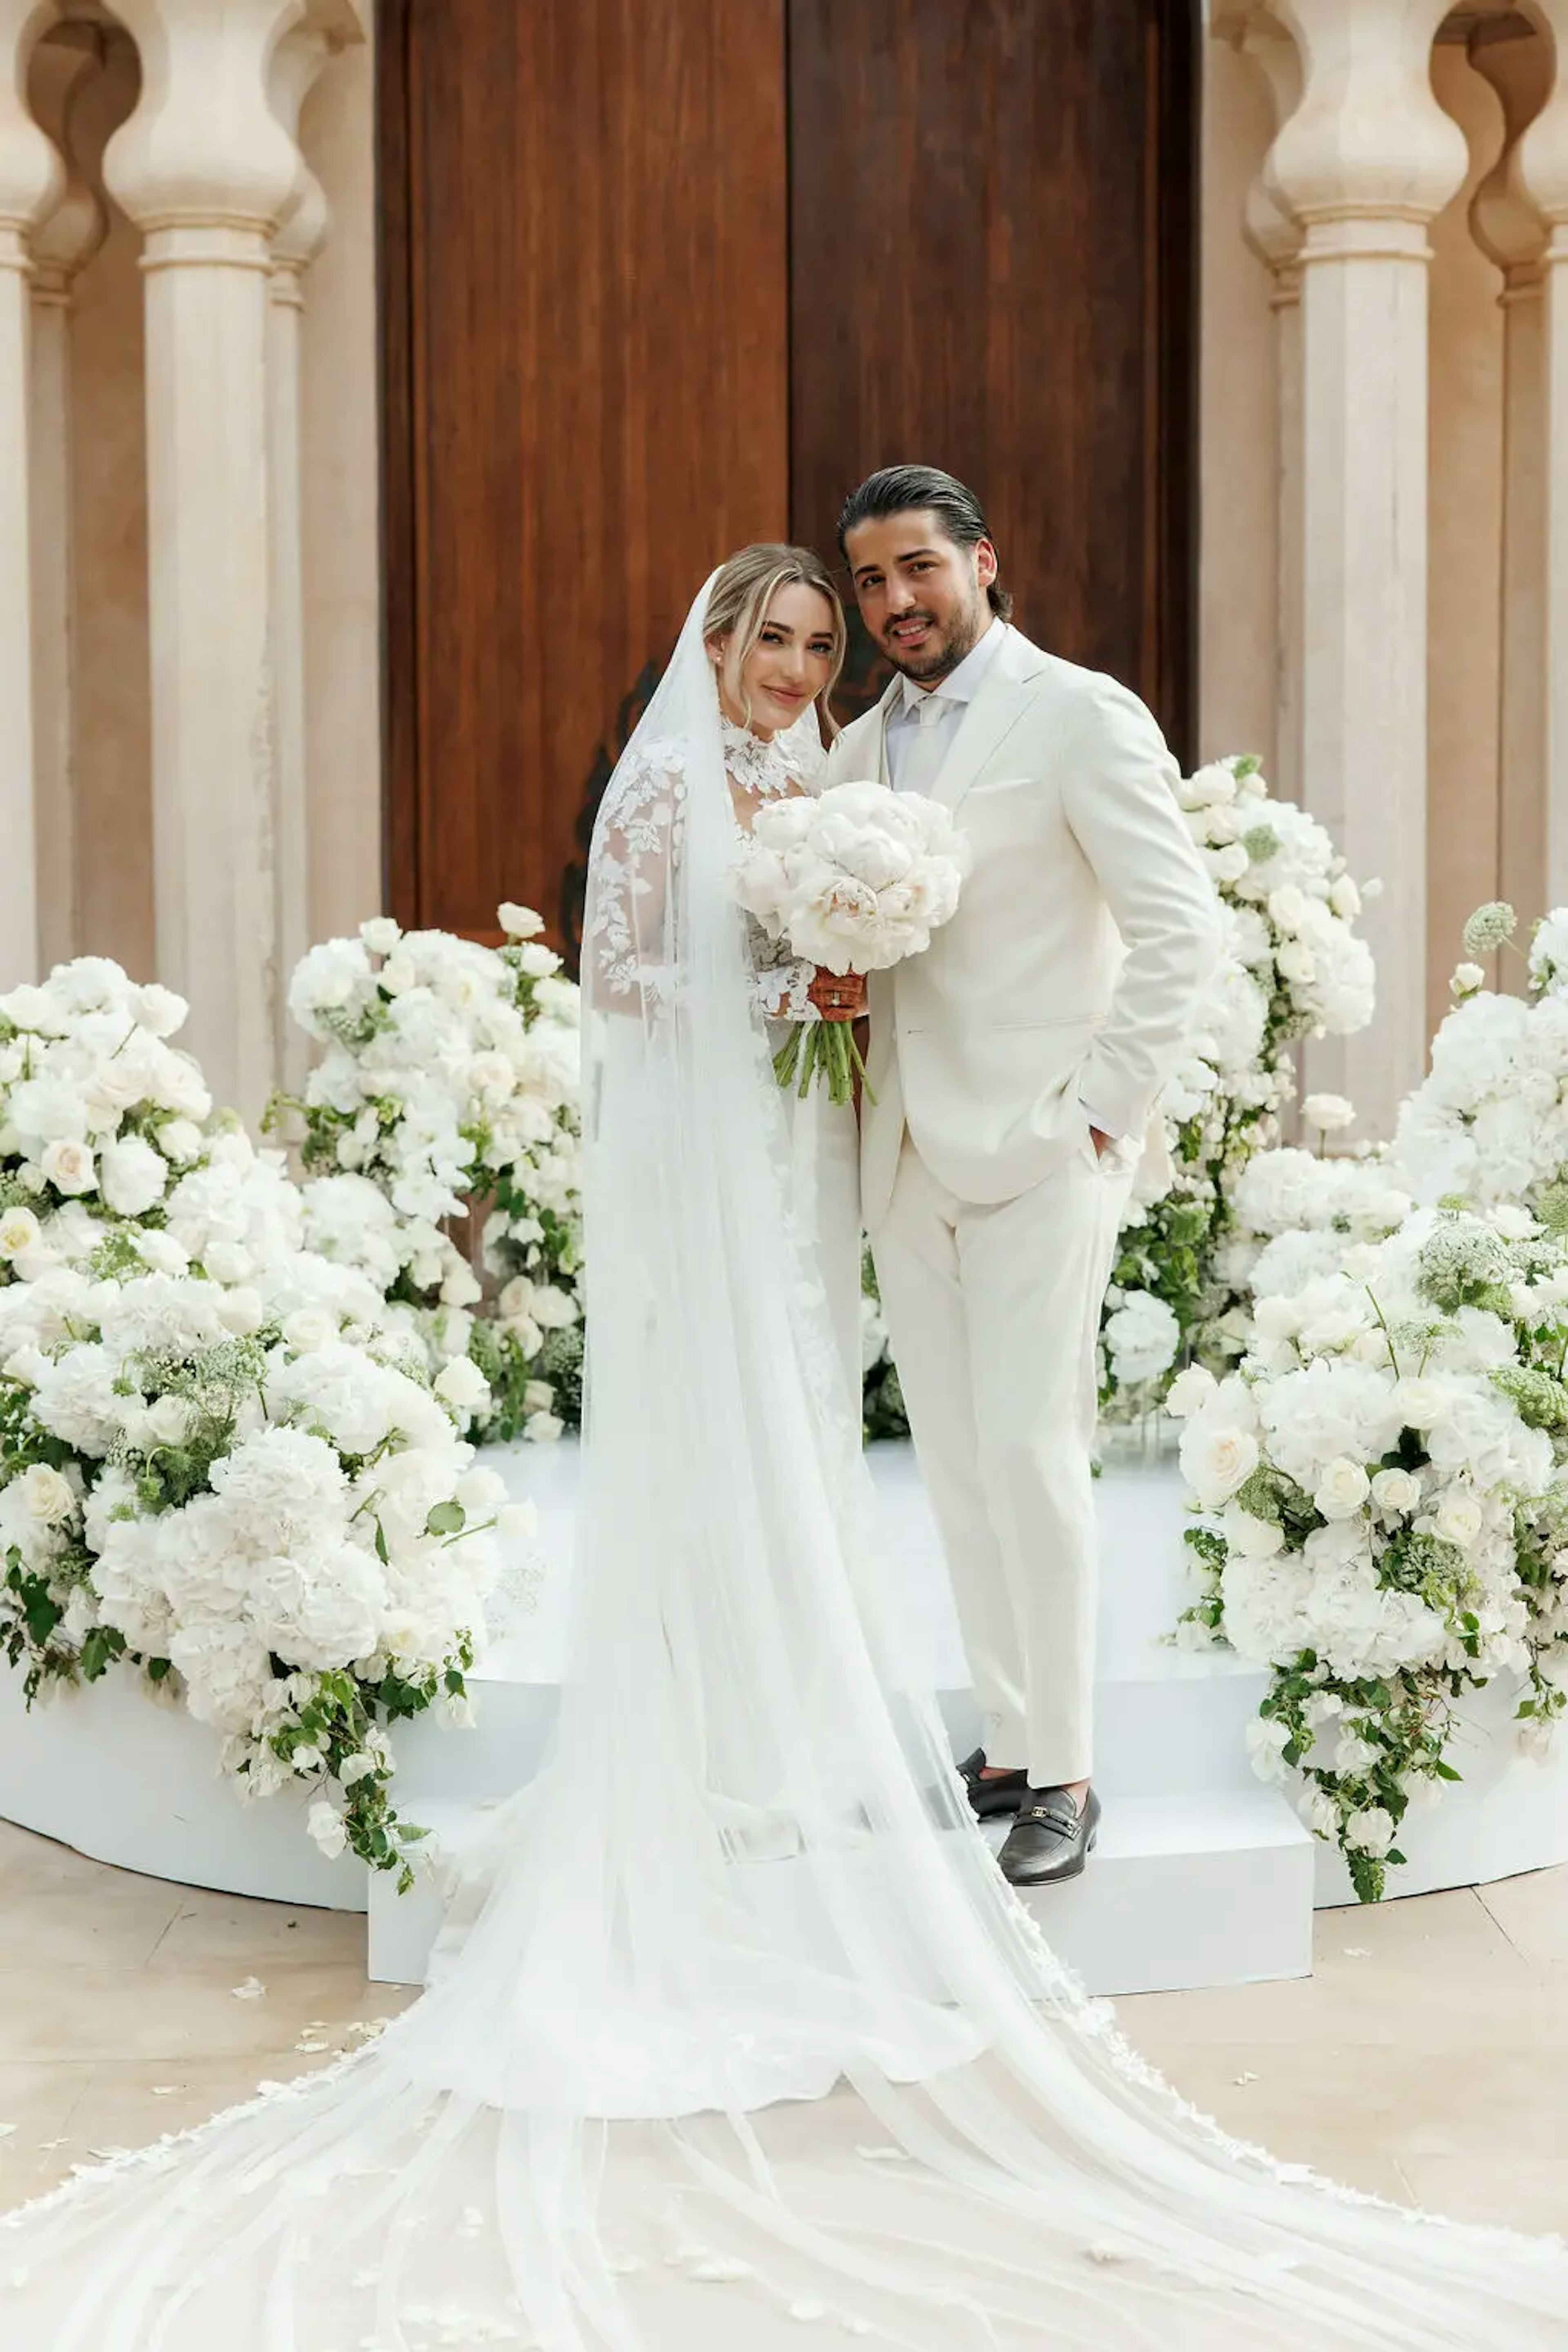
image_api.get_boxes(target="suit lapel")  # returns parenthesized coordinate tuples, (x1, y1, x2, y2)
(930, 630, 1047, 814)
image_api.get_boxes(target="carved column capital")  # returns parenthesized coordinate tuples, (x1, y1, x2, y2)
(29, 22, 105, 300)
(0, 1, 66, 254)
(1468, 25, 1552, 295)
(1265, 0, 1470, 249)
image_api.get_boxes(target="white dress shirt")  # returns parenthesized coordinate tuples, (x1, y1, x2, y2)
(883, 618, 1121, 1143)
(884, 619, 1007, 791)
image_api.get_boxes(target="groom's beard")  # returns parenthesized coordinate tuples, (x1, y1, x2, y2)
(878, 596, 990, 684)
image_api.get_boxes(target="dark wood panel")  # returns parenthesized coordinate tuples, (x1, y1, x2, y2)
(786, 0, 1197, 755)
(380, 0, 790, 941)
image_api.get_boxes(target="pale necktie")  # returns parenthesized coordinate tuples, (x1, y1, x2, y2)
(896, 690, 950, 798)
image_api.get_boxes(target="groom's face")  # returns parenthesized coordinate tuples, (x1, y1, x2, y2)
(844, 511, 997, 684)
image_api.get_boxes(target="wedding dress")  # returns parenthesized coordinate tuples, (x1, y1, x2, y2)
(2, 583, 1565, 2352)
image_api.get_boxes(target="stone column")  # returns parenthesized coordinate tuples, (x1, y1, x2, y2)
(29, 24, 106, 975)
(100, 0, 361, 1123)
(1517, 4, 1568, 925)
(1231, 11, 1305, 805)
(267, 24, 333, 1090)
(1266, 0, 1469, 1134)
(1470, 23, 1553, 967)
(0, 1, 65, 989)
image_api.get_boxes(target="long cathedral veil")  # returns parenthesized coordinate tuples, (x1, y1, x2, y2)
(2, 579, 1565, 2349)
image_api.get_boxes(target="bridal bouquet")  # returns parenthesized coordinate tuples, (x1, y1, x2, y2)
(734, 782, 969, 1106)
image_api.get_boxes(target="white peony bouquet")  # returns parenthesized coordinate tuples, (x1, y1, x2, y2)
(1099, 755, 1377, 1421)
(1168, 1202, 1568, 1898)
(276, 906, 583, 1442)
(734, 781, 969, 1106)
(0, 1237, 530, 1884)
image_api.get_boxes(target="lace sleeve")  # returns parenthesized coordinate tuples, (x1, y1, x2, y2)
(750, 951, 817, 1023)
(583, 744, 686, 1014)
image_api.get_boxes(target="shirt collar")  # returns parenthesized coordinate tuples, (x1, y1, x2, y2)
(898, 619, 1006, 717)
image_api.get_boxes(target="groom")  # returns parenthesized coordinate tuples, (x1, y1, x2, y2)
(828, 464, 1219, 1886)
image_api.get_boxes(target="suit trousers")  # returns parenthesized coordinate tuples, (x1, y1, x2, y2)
(869, 1127, 1134, 1787)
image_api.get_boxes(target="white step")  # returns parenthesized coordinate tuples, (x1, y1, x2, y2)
(366, 1785, 1314, 1996)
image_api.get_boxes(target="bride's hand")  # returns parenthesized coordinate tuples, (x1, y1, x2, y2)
(808, 969, 867, 1023)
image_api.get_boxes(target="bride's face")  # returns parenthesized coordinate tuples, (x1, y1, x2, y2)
(715, 583, 837, 739)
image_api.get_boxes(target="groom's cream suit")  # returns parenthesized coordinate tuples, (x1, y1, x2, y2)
(826, 622, 1219, 1786)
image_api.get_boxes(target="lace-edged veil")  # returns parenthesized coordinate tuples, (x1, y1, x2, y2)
(3, 576, 1567, 2351)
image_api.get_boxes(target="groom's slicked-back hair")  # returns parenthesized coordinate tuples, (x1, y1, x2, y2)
(837, 463, 1014, 622)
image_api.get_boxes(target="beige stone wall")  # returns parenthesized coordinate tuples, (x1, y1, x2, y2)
(1197, 37, 1281, 777)
(1427, 43, 1506, 1033)
(298, 28, 383, 947)
(64, 30, 151, 981)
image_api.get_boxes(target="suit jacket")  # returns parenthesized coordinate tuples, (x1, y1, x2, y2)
(824, 625, 1222, 1223)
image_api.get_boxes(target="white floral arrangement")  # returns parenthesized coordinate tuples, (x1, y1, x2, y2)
(0, 1238, 527, 1884)
(1394, 901, 1568, 1217)
(1168, 1201, 1568, 1898)
(734, 782, 969, 1104)
(1099, 755, 1377, 1419)
(277, 906, 583, 1442)
(0, 958, 214, 1268)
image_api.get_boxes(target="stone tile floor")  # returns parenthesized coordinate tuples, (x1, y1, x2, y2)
(0, 1817, 1564, 2230)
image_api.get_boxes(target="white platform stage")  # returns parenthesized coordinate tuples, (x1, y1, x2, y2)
(1, 1442, 1563, 1997)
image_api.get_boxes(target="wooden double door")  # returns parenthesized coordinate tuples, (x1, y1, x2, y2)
(379, 0, 1198, 951)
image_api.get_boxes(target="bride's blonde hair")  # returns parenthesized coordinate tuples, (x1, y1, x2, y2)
(704, 543, 846, 738)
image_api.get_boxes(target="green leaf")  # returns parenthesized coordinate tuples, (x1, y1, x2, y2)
(425, 1500, 466, 1538)
(374, 1519, 390, 1566)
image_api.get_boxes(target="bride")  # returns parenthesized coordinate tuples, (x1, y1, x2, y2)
(2, 548, 1565, 2349)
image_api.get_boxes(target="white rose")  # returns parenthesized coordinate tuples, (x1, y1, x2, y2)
(1267, 885, 1310, 932)
(379, 951, 416, 995)
(1450, 962, 1486, 998)
(1328, 876, 1361, 921)
(523, 1410, 564, 1444)
(1370, 1467, 1421, 1516)
(498, 902, 545, 939)
(454, 1466, 507, 1515)
(216, 1286, 265, 1337)
(1277, 941, 1318, 987)
(523, 1380, 555, 1415)
(0, 1205, 40, 1259)
(1207, 844, 1250, 886)
(433, 1356, 491, 1415)
(16, 1463, 77, 1526)
(497, 1276, 534, 1321)
(307, 1800, 349, 1859)
(1180, 1421, 1259, 1510)
(158, 1119, 205, 1165)
(282, 1306, 339, 1354)
(41, 1139, 96, 1196)
(360, 916, 401, 955)
(1432, 1488, 1484, 1549)
(1394, 1378, 1447, 1429)
(528, 1285, 579, 1330)
(1301, 1094, 1355, 1136)
(99, 1135, 169, 1218)
(1221, 1507, 1285, 1561)
(133, 983, 187, 1038)
(1313, 1457, 1371, 1521)
(1164, 1364, 1217, 1419)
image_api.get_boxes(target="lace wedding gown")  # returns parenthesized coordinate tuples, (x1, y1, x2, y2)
(2, 586, 1565, 2352)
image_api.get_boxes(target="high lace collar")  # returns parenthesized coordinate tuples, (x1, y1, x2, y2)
(719, 713, 796, 798)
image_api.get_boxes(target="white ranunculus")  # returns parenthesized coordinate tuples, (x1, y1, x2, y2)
(498, 902, 545, 939)
(40, 1138, 96, 1196)
(1313, 1457, 1371, 1521)
(99, 1135, 169, 1217)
